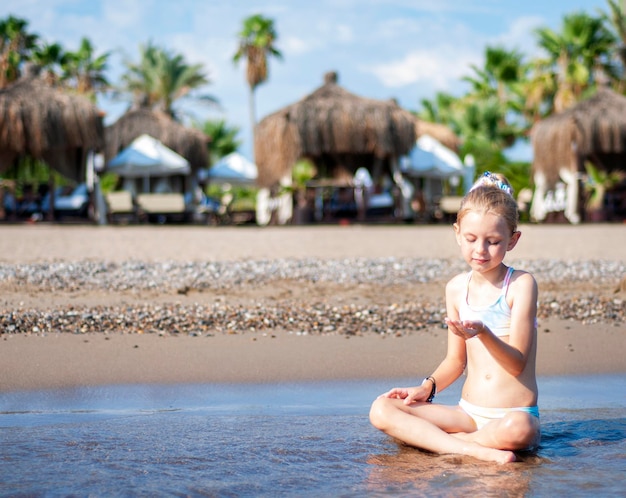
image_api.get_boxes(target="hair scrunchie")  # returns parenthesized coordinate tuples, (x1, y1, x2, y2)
(470, 171, 513, 196)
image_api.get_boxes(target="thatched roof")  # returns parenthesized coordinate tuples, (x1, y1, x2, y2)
(0, 66, 104, 182)
(416, 119, 461, 152)
(531, 87, 626, 187)
(104, 109, 209, 171)
(254, 71, 416, 187)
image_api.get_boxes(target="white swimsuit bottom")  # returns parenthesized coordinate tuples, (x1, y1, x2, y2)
(459, 398, 540, 430)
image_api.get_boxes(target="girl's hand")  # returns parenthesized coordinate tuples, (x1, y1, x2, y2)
(378, 385, 431, 405)
(445, 317, 485, 340)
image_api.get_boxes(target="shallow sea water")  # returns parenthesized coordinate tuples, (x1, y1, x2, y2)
(1, 374, 625, 497)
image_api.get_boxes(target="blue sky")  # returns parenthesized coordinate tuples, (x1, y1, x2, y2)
(1, 0, 610, 162)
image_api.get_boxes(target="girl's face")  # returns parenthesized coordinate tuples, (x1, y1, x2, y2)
(453, 210, 520, 274)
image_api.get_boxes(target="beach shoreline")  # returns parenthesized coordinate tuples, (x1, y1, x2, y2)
(1, 319, 624, 392)
(1, 224, 624, 392)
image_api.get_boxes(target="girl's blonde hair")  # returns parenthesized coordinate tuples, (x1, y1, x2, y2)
(456, 172, 518, 233)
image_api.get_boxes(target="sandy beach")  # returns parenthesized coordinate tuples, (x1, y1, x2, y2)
(1, 223, 625, 392)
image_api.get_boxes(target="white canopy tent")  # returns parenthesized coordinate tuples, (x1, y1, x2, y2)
(107, 134, 191, 195)
(403, 134, 464, 178)
(202, 152, 257, 185)
(403, 134, 475, 188)
(107, 134, 191, 177)
(401, 134, 475, 216)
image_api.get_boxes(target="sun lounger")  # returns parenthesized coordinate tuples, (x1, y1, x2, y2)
(439, 196, 463, 214)
(105, 190, 137, 223)
(136, 193, 188, 223)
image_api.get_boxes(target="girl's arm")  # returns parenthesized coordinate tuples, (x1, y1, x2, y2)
(479, 272, 537, 376)
(379, 332, 467, 404)
(380, 276, 467, 404)
(432, 277, 470, 391)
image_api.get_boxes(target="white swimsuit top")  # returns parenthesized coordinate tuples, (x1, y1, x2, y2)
(458, 267, 514, 337)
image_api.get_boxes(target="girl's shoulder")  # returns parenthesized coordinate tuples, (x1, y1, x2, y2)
(510, 268, 537, 286)
(446, 271, 469, 294)
(508, 268, 538, 299)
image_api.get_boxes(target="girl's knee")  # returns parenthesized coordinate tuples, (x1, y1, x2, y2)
(369, 397, 393, 430)
(499, 412, 540, 449)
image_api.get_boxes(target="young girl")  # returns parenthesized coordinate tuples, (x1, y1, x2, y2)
(369, 172, 540, 464)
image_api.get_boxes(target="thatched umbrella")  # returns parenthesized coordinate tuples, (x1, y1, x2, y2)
(531, 86, 626, 186)
(530, 86, 626, 222)
(104, 109, 209, 171)
(415, 119, 461, 153)
(254, 71, 416, 188)
(0, 65, 104, 182)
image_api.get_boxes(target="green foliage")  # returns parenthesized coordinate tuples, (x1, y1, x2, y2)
(3, 156, 50, 183)
(460, 138, 505, 173)
(230, 193, 256, 212)
(463, 45, 525, 103)
(98, 173, 119, 194)
(0, 15, 110, 100)
(291, 158, 316, 188)
(233, 13, 281, 135)
(233, 14, 282, 74)
(418, 3, 626, 183)
(534, 10, 616, 112)
(460, 135, 531, 197)
(584, 161, 625, 210)
(0, 15, 39, 87)
(418, 92, 458, 123)
(120, 41, 215, 118)
(206, 183, 258, 211)
(197, 119, 241, 163)
(61, 37, 110, 99)
(0, 156, 71, 197)
(30, 41, 66, 84)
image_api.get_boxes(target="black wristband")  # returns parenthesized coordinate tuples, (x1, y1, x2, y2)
(424, 376, 436, 403)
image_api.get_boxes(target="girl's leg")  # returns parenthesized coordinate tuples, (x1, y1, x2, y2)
(452, 411, 541, 451)
(369, 397, 516, 464)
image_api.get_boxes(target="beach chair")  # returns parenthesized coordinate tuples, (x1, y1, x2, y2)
(436, 195, 463, 223)
(439, 196, 463, 215)
(105, 190, 137, 223)
(136, 193, 188, 223)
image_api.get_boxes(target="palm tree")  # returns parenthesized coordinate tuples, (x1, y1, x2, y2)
(30, 42, 67, 86)
(599, 0, 626, 90)
(463, 45, 527, 146)
(120, 42, 161, 109)
(418, 91, 459, 126)
(534, 11, 616, 112)
(61, 37, 109, 100)
(464, 45, 525, 105)
(0, 15, 38, 88)
(197, 119, 241, 164)
(514, 57, 557, 127)
(233, 14, 281, 159)
(120, 42, 213, 119)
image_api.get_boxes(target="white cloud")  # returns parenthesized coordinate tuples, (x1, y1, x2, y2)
(363, 46, 479, 90)
(494, 15, 547, 58)
(101, 0, 148, 29)
(281, 35, 312, 56)
(335, 24, 354, 43)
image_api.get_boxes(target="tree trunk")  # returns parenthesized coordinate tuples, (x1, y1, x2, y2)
(249, 86, 256, 164)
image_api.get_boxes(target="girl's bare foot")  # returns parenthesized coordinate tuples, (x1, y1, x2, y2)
(463, 443, 516, 464)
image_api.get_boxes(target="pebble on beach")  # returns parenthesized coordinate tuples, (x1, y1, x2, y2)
(1, 258, 624, 337)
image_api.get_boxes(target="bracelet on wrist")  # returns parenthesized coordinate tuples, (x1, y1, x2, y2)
(424, 376, 436, 403)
